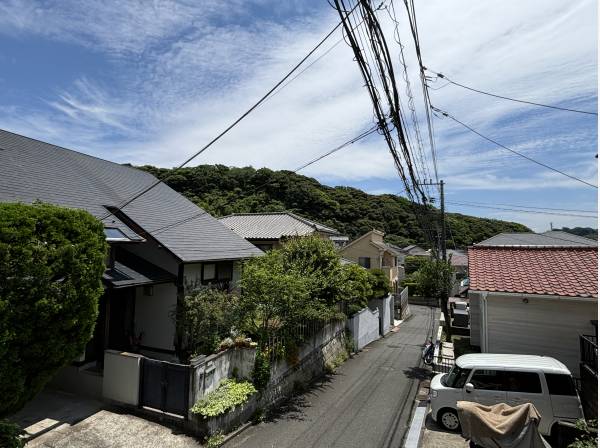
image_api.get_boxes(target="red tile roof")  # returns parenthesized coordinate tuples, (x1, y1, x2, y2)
(468, 247, 598, 298)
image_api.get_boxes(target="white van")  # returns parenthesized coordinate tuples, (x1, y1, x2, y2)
(430, 353, 584, 437)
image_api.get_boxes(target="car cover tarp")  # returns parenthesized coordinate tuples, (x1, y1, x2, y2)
(457, 401, 551, 448)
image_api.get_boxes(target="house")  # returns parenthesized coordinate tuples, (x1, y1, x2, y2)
(476, 231, 597, 247)
(339, 230, 405, 291)
(0, 129, 262, 395)
(467, 244, 597, 373)
(219, 211, 348, 251)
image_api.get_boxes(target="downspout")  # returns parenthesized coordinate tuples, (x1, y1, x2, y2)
(481, 292, 489, 352)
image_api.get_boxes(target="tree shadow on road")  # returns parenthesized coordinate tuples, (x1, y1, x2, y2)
(402, 366, 431, 380)
(262, 375, 335, 424)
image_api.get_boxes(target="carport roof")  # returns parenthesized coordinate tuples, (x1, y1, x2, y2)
(468, 246, 598, 298)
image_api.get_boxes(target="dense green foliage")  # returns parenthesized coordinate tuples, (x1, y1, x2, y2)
(368, 269, 391, 299)
(404, 255, 428, 275)
(190, 379, 256, 418)
(178, 289, 240, 361)
(239, 237, 346, 343)
(0, 203, 107, 416)
(138, 165, 530, 248)
(560, 227, 598, 241)
(0, 420, 24, 448)
(340, 264, 372, 315)
(251, 350, 271, 391)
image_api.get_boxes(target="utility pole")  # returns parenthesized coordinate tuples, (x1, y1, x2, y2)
(418, 179, 446, 260)
(440, 180, 446, 261)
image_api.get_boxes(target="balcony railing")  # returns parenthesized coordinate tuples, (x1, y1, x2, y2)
(580, 334, 598, 374)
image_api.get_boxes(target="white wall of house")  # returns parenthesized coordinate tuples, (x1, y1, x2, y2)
(134, 283, 177, 351)
(473, 291, 597, 373)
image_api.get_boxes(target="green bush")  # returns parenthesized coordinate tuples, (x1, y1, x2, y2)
(251, 350, 271, 390)
(176, 288, 239, 361)
(404, 256, 427, 275)
(0, 203, 107, 416)
(0, 420, 24, 448)
(190, 379, 256, 418)
(367, 269, 391, 299)
(340, 264, 372, 315)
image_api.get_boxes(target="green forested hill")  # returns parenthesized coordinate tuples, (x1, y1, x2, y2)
(139, 164, 530, 248)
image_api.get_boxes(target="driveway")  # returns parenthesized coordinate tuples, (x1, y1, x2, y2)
(27, 409, 201, 448)
(224, 304, 438, 448)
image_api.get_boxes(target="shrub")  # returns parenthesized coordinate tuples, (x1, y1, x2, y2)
(404, 255, 427, 275)
(190, 379, 256, 418)
(205, 432, 225, 448)
(279, 236, 345, 306)
(367, 269, 391, 299)
(177, 288, 239, 361)
(340, 263, 372, 315)
(0, 203, 107, 416)
(0, 420, 24, 448)
(251, 350, 271, 390)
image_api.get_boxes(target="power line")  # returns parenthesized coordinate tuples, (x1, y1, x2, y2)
(100, 2, 362, 221)
(426, 69, 598, 116)
(145, 123, 380, 236)
(431, 106, 598, 189)
(402, 0, 440, 185)
(446, 199, 597, 214)
(447, 201, 598, 218)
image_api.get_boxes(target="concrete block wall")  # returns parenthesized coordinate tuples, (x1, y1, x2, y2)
(102, 350, 143, 405)
(347, 307, 380, 350)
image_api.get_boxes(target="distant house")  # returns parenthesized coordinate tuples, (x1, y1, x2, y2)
(476, 231, 597, 247)
(0, 129, 262, 395)
(468, 244, 597, 373)
(219, 211, 348, 251)
(339, 230, 404, 291)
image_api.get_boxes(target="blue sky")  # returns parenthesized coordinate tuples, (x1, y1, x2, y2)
(0, 0, 597, 231)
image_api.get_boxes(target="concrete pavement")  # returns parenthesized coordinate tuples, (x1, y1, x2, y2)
(224, 305, 438, 448)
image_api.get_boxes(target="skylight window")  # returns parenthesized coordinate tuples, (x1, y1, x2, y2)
(104, 228, 129, 241)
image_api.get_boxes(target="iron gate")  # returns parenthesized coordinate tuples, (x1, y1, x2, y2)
(139, 358, 190, 417)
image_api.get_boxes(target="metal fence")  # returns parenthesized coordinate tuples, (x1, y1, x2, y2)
(580, 334, 597, 374)
(264, 312, 345, 362)
(433, 356, 455, 374)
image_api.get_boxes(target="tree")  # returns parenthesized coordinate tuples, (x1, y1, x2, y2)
(367, 269, 391, 299)
(279, 236, 346, 306)
(177, 288, 239, 361)
(138, 164, 530, 248)
(238, 250, 313, 344)
(340, 264, 372, 315)
(412, 258, 454, 341)
(0, 203, 107, 416)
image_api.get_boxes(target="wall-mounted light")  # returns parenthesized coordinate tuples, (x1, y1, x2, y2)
(522, 298, 529, 304)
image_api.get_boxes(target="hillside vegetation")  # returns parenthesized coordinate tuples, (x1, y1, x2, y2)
(139, 165, 530, 248)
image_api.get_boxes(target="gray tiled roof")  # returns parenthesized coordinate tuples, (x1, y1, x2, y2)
(219, 212, 340, 240)
(0, 129, 263, 262)
(475, 232, 597, 247)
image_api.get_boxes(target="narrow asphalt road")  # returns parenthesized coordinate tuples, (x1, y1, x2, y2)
(224, 304, 438, 448)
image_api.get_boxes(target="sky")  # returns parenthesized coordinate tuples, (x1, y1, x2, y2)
(0, 0, 597, 232)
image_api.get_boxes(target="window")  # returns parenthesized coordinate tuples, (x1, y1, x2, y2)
(104, 228, 128, 241)
(545, 374, 577, 396)
(443, 366, 472, 388)
(470, 370, 504, 391)
(143, 285, 154, 296)
(217, 262, 233, 281)
(202, 263, 216, 282)
(503, 371, 542, 394)
(358, 257, 371, 269)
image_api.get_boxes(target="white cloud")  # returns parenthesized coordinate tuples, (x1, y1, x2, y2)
(0, 0, 597, 231)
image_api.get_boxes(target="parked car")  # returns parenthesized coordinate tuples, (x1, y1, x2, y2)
(429, 353, 584, 438)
